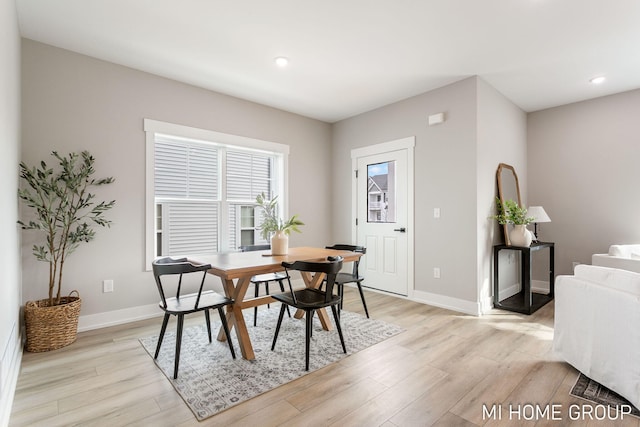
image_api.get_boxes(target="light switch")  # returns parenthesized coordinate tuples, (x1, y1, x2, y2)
(434, 208, 441, 218)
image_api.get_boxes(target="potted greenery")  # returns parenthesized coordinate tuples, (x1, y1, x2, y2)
(255, 192, 304, 255)
(491, 198, 534, 247)
(18, 151, 115, 352)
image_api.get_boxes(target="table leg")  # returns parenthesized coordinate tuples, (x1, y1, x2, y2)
(293, 271, 333, 331)
(217, 276, 255, 360)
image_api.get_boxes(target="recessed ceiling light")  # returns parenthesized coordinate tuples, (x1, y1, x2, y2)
(590, 76, 606, 84)
(274, 57, 289, 67)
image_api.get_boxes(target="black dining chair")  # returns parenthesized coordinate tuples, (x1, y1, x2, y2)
(239, 244, 291, 326)
(325, 244, 369, 318)
(271, 256, 346, 371)
(152, 257, 236, 379)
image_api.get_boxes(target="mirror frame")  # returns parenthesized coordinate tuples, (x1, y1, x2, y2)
(496, 163, 522, 246)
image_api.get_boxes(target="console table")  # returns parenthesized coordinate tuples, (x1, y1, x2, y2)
(493, 241, 555, 314)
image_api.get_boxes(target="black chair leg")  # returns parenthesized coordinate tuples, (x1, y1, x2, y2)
(154, 313, 170, 359)
(218, 307, 236, 359)
(266, 282, 271, 308)
(331, 305, 347, 354)
(278, 280, 292, 317)
(271, 304, 287, 351)
(339, 284, 344, 310)
(356, 282, 370, 318)
(174, 314, 185, 379)
(205, 309, 212, 342)
(254, 282, 259, 327)
(305, 309, 313, 371)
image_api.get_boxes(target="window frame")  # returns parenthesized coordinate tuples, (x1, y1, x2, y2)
(144, 119, 290, 270)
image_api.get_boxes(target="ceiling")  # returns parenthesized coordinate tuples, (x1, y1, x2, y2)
(16, 0, 640, 123)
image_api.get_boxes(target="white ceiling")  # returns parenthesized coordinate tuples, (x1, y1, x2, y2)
(16, 0, 640, 123)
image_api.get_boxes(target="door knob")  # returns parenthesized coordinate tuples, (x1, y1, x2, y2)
(394, 227, 406, 232)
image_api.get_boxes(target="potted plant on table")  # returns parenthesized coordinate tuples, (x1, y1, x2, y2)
(491, 198, 535, 247)
(255, 192, 304, 255)
(18, 151, 115, 352)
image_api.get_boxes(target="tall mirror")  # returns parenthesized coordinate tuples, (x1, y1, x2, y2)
(496, 163, 522, 246)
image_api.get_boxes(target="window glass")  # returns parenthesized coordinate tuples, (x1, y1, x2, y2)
(367, 161, 396, 223)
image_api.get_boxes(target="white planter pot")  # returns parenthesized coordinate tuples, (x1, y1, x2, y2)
(271, 230, 289, 255)
(510, 224, 532, 247)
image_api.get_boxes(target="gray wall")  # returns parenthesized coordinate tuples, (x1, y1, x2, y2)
(528, 89, 640, 275)
(0, 0, 22, 420)
(21, 39, 332, 318)
(332, 77, 525, 310)
(477, 79, 527, 304)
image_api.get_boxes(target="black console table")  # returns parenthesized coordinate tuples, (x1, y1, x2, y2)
(493, 241, 555, 314)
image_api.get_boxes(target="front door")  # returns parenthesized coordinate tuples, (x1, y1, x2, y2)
(353, 138, 414, 296)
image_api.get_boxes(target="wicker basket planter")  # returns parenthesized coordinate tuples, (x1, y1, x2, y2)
(24, 291, 81, 352)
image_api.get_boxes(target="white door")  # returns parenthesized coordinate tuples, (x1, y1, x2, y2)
(353, 138, 413, 296)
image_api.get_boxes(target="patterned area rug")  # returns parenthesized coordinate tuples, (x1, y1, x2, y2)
(139, 308, 404, 421)
(570, 373, 640, 417)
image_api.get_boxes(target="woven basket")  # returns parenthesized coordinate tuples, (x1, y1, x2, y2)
(24, 291, 81, 352)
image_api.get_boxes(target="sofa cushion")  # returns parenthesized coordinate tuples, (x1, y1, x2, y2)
(574, 264, 640, 295)
(608, 244, 640, 257)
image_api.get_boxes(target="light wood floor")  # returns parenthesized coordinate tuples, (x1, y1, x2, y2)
(10, 288, 638, 427)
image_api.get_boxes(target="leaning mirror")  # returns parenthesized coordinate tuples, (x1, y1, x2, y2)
(496, 163, 522, 245)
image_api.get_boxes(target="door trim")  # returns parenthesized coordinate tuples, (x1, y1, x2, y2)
(351, 136, 415, 298)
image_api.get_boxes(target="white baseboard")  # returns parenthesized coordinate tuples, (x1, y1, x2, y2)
(531, 280, 550, 293)
(0, 323, 22, 427)
(411, 289, 481, 316)
(499, 282, 521, 301)
(78, 303, 162, 332)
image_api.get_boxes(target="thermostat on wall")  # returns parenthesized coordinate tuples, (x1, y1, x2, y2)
(428, 112, 445, 126)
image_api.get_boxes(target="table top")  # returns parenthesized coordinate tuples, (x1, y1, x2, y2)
(189, 246, 362, 280)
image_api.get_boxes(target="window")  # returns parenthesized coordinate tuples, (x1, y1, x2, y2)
(145, 119, 289, 268)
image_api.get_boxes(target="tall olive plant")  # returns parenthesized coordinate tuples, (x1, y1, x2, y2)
(18, 151, 115, 306)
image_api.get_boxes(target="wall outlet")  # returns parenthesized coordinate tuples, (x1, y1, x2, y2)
(433, 267, 441, 279)
(103, 279, 114, 293)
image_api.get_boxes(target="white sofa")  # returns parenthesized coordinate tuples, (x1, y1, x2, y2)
(554, 264, 640, 408)
(592, 244, 640, 273)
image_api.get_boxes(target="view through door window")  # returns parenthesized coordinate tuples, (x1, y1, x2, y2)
(367, 161, 396, 223)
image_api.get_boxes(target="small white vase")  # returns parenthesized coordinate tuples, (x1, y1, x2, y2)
(509, 224, 533, 247)
(270, 230, 289, 255)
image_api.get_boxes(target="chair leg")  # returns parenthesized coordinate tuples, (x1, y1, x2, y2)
(271, 303, 287, 351)
(218, 307, 236, 359)
(154, 313, 170, 359)
(205, 309, 212, 342)
(331, 305, 347, 354)
(266, 282, 271, 308)
(305, 309, 313, 371)
(356, 281, 370, 318)
(254, 282, 259, 327)
(278, 280, 291, 317)
(339, 284, 344, 310)
(174, 314, 185, 379)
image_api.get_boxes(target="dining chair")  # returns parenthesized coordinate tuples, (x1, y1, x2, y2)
(325, 244, 369, 318)
(152, 257, 236, 379)
(239, 244, 291, 325)
(271, 256, 346, 371)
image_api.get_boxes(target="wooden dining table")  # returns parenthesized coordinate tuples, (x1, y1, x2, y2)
(189, 246, 363, 360)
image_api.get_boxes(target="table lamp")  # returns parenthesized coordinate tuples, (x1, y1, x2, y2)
(527, 206, 551, 242)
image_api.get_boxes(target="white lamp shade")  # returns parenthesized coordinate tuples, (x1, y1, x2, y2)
(527, 206, 551, 222)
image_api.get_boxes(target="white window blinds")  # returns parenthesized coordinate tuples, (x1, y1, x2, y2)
(226, 150, 273, 200)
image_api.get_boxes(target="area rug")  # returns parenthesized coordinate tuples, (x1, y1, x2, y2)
(570, 373, 640, 417)
(139, 308, 404, 421)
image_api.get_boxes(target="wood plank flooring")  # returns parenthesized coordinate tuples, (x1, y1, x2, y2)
(10, 288, 636, 426)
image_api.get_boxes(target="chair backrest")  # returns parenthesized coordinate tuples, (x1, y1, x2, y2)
(325, 244, 366, 276)
(281, 256, 343, 304)
(239, 244, 271, 252)
(152, 257, 212, 309)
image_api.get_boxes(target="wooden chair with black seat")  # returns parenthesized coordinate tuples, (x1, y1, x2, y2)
(325, 244, 369, 318)
(271, 256, 346, 371)
(239, 244, 291, 326)
(152, 257, 236, 379)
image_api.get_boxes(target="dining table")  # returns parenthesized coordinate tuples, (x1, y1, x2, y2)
(189, 246, 363, 360)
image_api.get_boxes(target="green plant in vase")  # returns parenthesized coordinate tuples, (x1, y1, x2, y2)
(255, 192, 303, 254)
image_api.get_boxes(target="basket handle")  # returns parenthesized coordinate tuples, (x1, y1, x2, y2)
(69, 290, 80, 298)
